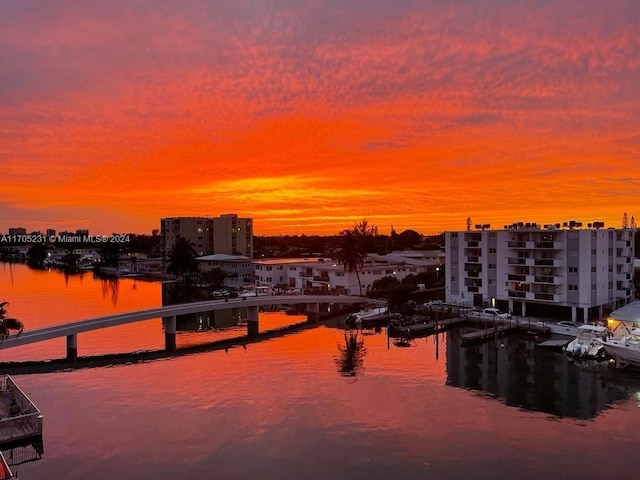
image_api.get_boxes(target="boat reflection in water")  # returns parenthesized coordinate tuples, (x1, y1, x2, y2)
(445, 329, 640, 420)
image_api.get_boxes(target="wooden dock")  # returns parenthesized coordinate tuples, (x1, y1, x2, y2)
(462, 324, 514, 344)
(389, 316, 465, 337)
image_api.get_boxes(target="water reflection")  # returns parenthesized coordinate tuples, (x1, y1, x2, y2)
(335, 331, 367, 377)
(99, 278, 119, 306)
(445, 330, 640, 419)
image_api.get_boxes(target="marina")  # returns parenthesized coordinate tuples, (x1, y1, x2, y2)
(1, 264, 640, 479)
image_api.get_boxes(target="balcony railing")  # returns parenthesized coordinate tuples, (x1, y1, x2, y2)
(507, 241, 526, 248)
(507, 258, 526, 265)
(533, 276, 555, 284)
(534, 293, 555, 301)
(508, 290, 526, 298)
(508, 274, 526, 281)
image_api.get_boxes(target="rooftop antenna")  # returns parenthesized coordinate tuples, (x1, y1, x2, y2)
(466, 217, 472, 231)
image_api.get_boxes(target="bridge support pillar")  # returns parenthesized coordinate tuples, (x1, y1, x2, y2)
(165, 316, 176, 352)
(66, 334, 78, 362)
(247, 306, 259, 338)
(306, 302, 320, 323)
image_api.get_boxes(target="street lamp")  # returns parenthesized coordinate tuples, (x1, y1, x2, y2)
(436, 266, 440, 285)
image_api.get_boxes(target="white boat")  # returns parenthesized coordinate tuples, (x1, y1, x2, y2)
(564, 325, 608, 358)
(598, 329, 640, 367)
(547, 320, 580, 337)
(345, 306, 388, 327)
(239, 286, 273, 297)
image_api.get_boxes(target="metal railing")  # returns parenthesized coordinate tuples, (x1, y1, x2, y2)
(0, 376, 43, 445)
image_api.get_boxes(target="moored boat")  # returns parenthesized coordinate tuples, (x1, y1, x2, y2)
(598, 329, 640, 367)
(345, 306, 388, 328)
(564, 325, 608, 358)
(547, 320, 580, 337)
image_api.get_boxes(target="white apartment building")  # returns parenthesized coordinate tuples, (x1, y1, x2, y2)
(254, 254, 434, 295)
(196, 254, 254, 288)
(445, 221, 635, 323)
(160, 214, 253, 259)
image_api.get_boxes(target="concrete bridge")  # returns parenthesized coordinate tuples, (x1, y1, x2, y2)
(0, 295, 386, 361)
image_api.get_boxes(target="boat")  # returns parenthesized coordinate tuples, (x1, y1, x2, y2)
(345, 306, 388, 328)
(547, 320, 580, 337)
(239, 286, 273, 297)
(564, 325, 608, 358)
(598, 329, 640, 367)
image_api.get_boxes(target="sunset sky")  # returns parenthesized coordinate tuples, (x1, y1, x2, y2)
(1, 0, 639, 236)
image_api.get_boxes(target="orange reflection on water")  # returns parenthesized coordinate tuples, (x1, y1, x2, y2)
(0, 264, 164, 361)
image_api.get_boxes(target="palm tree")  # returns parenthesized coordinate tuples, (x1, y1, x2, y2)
(337, 230, 364, 296)
(336, 219, 377, 296)
(166, 237, 198, 277)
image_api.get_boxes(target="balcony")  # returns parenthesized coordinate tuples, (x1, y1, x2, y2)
(464, 263, 482, 271)
(534, 293, 556, 301)
(508, 290, 526, 298)
(507, 241, 526, 248)
(466, 241, 479, 247)
(466, 270, 480, 278)
(533, 275, 556, 284)
(507, 258, 526, 265)
(466, 256, 480, 263)
(534, 258, 562, 267)
(508, 274, 526, 281)
(533, 241, 562, 249)
(467, 286, 479, 292)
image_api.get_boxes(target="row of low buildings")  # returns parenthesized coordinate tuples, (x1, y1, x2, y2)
(197, 251, 445, 294)
(445, 220, 636, 323)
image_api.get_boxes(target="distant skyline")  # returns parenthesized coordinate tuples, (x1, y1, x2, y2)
(1, 1, 639, 236)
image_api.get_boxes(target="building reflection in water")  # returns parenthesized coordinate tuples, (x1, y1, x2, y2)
(161, 283, 244, 333)
(445, 330, 640, 420)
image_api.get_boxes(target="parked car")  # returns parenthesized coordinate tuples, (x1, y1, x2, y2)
(480, 308, 512, 320)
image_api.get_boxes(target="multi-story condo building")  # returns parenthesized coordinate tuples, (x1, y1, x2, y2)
(160, 214, 253, 259)
(445, 221, 635, 323)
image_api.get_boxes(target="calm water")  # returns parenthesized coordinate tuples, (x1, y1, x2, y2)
(1, 263, 640, 480)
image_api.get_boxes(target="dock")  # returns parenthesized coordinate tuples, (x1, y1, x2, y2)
(537, 338, 571, 351)
(388, 316, 465, 337)
(462, 324, 514, 344)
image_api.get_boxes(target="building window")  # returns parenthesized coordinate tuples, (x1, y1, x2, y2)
(489, 264, 496, 269)
(591, 267, 596, 273)
(452, 233, 458, 238)
(568, 267, 578, 273)
(489, 248, 496, 254)
(569, 285, 578, 291)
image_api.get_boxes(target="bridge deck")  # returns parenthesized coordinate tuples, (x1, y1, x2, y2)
(0, 295, 385, 350)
